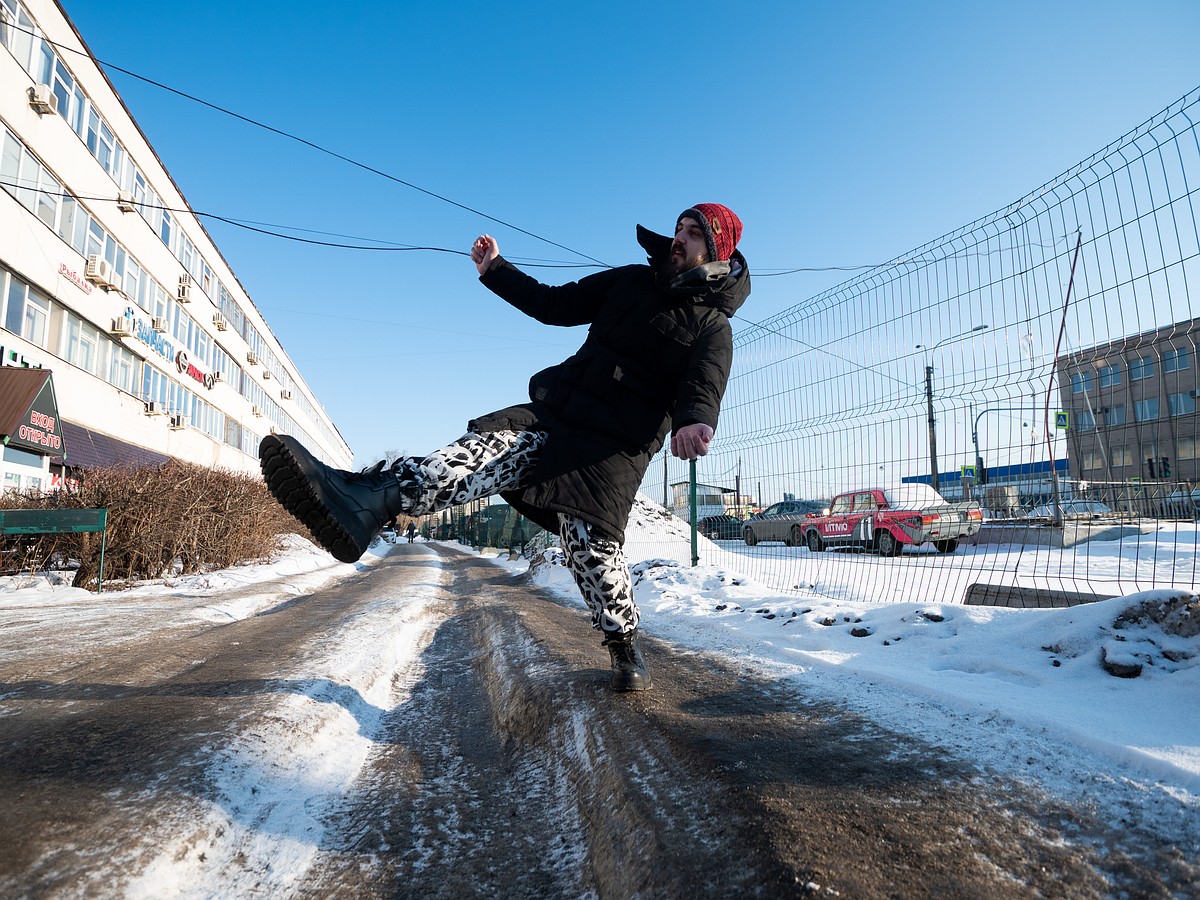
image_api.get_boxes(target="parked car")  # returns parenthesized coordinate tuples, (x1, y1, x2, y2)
(801, 485, 983, 555)
(742, 500, 827, 546)
(1027, 500, 1116, 519)
(1160, 488, 1200, 518)
(699, 514, 744, 540)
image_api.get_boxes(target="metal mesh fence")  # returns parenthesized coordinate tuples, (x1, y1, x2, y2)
(641, 86, 1200, 605)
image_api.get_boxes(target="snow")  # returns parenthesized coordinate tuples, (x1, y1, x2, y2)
(2, 503, 1197, 892)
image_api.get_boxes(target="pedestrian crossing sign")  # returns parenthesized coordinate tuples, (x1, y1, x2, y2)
(1055, 411, 1069, 430)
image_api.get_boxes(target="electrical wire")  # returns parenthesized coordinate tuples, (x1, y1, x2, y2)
(12, 21, 611, 267)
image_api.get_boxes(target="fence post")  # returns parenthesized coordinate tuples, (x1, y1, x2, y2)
(689, 459, 698, 566)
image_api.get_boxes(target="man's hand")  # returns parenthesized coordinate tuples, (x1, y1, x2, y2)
(471, 234, 499, 275)
(671, 423, 713, 460)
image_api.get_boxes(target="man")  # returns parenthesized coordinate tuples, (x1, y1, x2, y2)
(260, 203, 749, 692)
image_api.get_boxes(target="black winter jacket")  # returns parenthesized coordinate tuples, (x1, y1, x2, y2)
(469, 226, 751, 542)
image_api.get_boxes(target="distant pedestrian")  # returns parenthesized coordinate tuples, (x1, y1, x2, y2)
(405, 522, 417, 543)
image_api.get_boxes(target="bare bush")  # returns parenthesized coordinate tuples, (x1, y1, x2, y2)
(0, 461, 301, 590)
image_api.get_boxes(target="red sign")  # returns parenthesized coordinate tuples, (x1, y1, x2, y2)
(59, 262, 94, 295)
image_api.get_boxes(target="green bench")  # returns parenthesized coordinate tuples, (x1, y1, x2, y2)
(0, 508, 108, 592)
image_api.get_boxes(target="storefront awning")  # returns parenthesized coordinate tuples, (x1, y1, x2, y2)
(0, 368, 66, 458)
(49, 421, 171, 470)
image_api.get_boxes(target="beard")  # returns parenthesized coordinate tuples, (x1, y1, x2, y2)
(657, 244, 709, 282)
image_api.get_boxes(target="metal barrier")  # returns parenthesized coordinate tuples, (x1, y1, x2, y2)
(0, 508, 108, 592)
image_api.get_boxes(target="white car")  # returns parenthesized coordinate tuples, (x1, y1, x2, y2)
(1028, 500, 1116, 519)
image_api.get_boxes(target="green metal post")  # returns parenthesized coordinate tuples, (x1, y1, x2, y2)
(97, 508, 107, 593)
(689, 459, 698, 566)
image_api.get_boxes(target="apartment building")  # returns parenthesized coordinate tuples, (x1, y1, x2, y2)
(0, 0, 351, 493)
(1058, 318, 1198, 485)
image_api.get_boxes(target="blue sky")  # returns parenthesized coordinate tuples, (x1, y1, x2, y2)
(65, 0, 1200, 466)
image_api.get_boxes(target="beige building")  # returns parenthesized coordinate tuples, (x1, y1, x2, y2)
(1, 0, 351, 492)
(1058, 319, 1198, 486)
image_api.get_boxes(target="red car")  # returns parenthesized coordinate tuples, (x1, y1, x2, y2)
(803, 485, 982, 555)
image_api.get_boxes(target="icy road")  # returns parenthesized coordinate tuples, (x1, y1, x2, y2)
(0, 543, 1194, 898)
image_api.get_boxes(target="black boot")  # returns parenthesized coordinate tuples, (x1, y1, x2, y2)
(259, 434, 410, 563)
(603, 630, 652, 692)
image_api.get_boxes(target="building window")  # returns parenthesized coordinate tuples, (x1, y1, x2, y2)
(1071, 371, 1092, 394)
(108, 342, 138, 393)
(1098, 365, 1121, 387)
(1134, 398, 1160, 421)
(1081, 451, 1105, 470)
(1163, 347, 1192, 373)
(65, 313, 101, 375)
(1180, 437, 1197, 461)
(1111, 446, 1133, 467)
(1075, 408, 1095, 432)
(1168, 392, 1196, 417)
(1129, 355, 1156, 381)
(1102, 405, 1126, 426)
(4, 278, 50, 347)
(160, 210, 173, 248)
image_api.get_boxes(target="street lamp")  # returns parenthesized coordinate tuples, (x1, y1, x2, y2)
(916, 324, 989, 492)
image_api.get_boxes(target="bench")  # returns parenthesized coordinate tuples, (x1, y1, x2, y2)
(0, 508, 108, 592)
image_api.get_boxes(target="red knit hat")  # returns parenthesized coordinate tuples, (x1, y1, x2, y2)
(679, 203, 743, 262)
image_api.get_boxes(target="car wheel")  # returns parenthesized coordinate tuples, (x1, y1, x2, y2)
(935, 539, 959, 553)
(785, 525, 801, 547)
(744, 527, 758, 546)
(877, 529, 902, 556)
(806, 529, 825, 553)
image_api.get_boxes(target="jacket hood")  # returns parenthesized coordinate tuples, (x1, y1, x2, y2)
(636, 224, 750, 318)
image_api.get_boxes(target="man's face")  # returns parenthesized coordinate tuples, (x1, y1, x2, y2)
(663, 216, 710, 279)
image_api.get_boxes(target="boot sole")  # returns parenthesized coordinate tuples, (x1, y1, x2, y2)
(259, 435, 366, 563)
(612, 678, 651, 692)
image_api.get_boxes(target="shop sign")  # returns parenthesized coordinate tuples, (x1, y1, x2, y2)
(59, 262, 94, 295)
(0, 345, 44, 369)
(175, 350, 217, 390)
(123, 307, 175, 363)
(2, 371, 65, 456)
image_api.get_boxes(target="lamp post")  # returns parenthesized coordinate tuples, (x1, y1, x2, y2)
(916, 324, 989, 492)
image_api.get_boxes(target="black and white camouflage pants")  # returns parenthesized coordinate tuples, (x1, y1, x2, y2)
(397, 430, 639, 635)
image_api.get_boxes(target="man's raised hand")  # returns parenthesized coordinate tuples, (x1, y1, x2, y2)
(471, 234, 499, 275)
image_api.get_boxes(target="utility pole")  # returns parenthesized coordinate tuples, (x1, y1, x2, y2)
(925, 364, 939, 492)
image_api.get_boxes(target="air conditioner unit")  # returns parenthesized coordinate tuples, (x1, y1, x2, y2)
(252, 405, 264, 417)
(28, 84, 56, 116)
(144, 400, 166, 416)
(262, 369, 272, 380)
(246, 351, 258, 365)
(151, 316, 168, 332)
(168, 414, 186, 430)
(213, 313, 228, 331)
(117, 191, 136, 213)
(280, 389, 292, 400)
(84, 255, 117, 290)
(176, 280, 191, 303)
(110, 318, 132, 337)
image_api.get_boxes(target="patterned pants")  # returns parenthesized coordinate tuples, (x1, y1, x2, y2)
(398, 430, 639, 635)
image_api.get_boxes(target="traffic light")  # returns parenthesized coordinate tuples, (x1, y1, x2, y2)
(1146, 458, 1157, 479)
(1161, 456, 1172, 479)
(976, 456, 988, 485)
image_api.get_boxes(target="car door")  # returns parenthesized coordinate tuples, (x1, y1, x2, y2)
(757, 502, 789, 541)
(818, 494, 854, 543)
(847, 491, 879, 542)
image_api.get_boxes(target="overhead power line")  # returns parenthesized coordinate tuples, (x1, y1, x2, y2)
(14, 22, 610, 267)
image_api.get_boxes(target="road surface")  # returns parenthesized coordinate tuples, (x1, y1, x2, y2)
(0, 543, 1193, 898)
